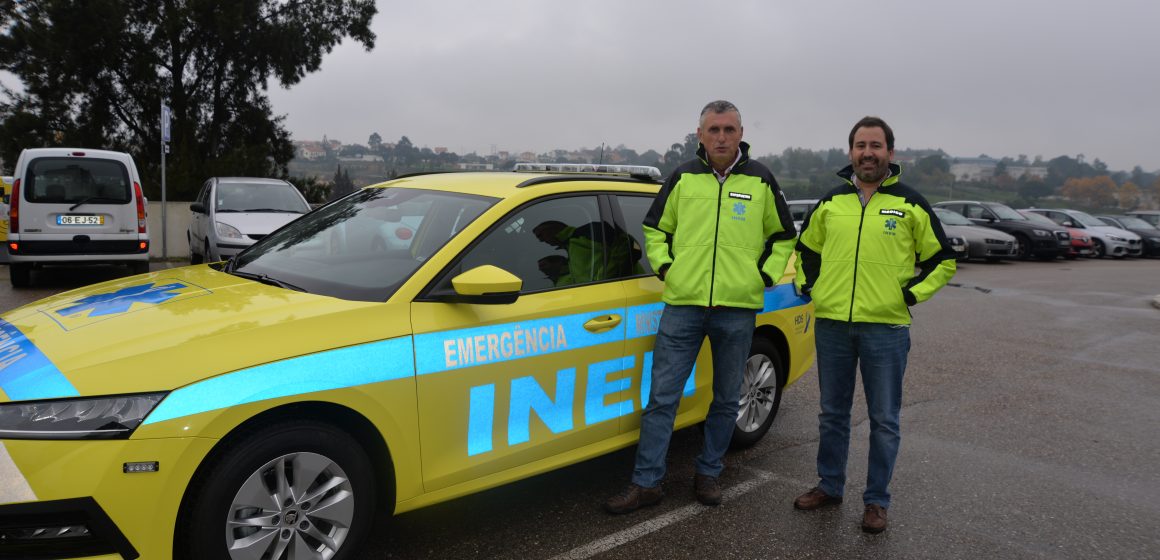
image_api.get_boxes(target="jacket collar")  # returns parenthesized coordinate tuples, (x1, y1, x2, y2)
(697, 141, 752, 171)
(837, 162, 903, 189)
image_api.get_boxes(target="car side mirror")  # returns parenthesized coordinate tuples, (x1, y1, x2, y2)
(1061, 220, 1076, 228)
(441, 265, 522, 304)
(190, 202, 206, 213)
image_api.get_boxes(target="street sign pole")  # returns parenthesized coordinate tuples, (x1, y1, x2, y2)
(160, 102, 171, 260)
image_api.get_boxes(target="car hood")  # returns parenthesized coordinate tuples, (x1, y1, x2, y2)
(214, 212, 305, 235)
(942, 224, 1015, 242)
(1087, 225, 1141, 240)
(0, 265, 411, 402)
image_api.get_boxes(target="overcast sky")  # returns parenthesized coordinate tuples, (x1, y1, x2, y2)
(266, 0, 1160, 171)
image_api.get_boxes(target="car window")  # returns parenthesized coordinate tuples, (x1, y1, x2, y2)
(1116, 216, 1155, 229)
(612, 195, 654, 276)
(24, 157, 131, 204)
(964, 205, 988, 220)
(432, 196, 607, 294)
(230, 186, 495, 302)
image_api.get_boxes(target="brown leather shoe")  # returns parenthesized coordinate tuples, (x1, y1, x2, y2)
(793, 486, 843, 510)
(604, 483, 663, 514)
(861, 504, 888, 533)
(693, 474, 722, 506)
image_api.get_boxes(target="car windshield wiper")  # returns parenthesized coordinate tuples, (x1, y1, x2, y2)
(240, 208, 303, 213)
(230, 270, 306, 292)
(68, 197, 124, 211)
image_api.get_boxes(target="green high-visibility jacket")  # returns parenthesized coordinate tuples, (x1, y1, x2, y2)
(795, 164, 957, 325)
(643, 142, 797, 309)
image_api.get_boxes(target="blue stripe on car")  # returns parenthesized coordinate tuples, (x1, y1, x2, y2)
(143, 337, 415, 424)
(0, 319, 80, 401)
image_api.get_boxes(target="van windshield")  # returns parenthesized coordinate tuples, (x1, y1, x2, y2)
(25, 158, 131, 204)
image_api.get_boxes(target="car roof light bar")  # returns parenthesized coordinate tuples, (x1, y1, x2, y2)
(513, 163, 662, 181)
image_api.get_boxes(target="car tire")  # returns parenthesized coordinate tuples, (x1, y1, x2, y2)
(731, 337, 785, 449)
(9, 263, 31, 288)
(180, 421, 376, 560)
(129, 261, 150, 275)
(1013, 234, 1031, 260)
(1092, 239, 1106, 259)
(190, 234, 203, 265)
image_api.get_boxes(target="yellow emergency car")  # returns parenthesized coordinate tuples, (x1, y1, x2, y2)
(0, 166, 815, 560)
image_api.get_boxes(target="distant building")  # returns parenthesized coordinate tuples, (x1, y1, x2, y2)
(433, 146, 448, 155)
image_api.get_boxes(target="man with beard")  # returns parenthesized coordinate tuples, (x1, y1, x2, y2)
(791, 116, 956, 533)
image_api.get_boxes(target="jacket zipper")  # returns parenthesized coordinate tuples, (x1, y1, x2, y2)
(849, 192, 867, 322)
(709, 176, 724, 305)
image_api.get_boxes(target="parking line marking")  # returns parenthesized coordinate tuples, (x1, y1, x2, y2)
(548, 469, 810, 560)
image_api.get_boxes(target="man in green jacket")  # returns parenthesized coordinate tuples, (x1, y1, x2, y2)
(791, 116, 956, 533)
(605, 100, 796, 513)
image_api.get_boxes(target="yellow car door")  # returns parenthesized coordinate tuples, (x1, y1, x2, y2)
(409, 195, 630, 492)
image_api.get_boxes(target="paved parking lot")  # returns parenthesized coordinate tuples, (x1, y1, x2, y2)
(2, 258, 1159, 559)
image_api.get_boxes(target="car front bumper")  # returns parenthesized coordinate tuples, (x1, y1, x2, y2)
(0, 437, 217, 560)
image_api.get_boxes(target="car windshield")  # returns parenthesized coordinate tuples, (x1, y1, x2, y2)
(229, 187, 497, 302)
(217, 182, 311, 213)
(935, 209, 972, 226)
(1067, 210, 1107, 228)
(984, 203, 1026, 220)
(1110, 216, 1155, 230)
(1020, 211, 1059, 227)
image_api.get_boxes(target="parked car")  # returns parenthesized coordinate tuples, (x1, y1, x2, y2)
(1022, 208, 1142, 258)
(5, 148, 150, 287)
(0, 165, 816, 560)
(787, 198, 818, 232)
(1095, 215, 1160, 257)
(1018, 210, 1093, 259)
(933, 200, 1069, 260)
(1125, 210, 1160, 228)
(933, 208, 1016, 261)
(188, 177, 311, 263)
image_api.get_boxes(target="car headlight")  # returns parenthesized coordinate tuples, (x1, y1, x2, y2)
(1032, 230, 1051, 237)
(215, 221, 244, 241)
(0, 392, 166, 440)
(1107, 235, 1126, 242)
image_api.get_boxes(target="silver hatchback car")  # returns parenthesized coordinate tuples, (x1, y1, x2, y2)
(188, 177, 311, 263)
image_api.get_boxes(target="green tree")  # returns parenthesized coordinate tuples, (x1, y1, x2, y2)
(286, 174, 331, 204)
(0, 0, 376, 198)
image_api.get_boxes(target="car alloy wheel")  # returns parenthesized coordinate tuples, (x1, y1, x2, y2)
(226, 452, 354, 560)
(1092, 239, 1106, 259)
(181, 421, 375, 560)
(731, 338, 785, 448)
(1013, 234, 1031, 260)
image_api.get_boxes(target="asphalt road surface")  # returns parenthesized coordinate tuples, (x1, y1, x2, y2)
(2, 258, 1158, 559)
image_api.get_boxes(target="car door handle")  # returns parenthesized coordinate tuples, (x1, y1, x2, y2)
(583, 314, 622, 333)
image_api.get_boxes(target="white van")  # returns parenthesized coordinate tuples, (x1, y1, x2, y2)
(7, 148, 150, 287)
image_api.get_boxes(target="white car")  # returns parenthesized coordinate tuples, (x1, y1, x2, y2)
(6, 148, 151, 287)
(188, 177, 311, 263)
(1023, 208, 1142, 258)
(788, 198, 819, 232)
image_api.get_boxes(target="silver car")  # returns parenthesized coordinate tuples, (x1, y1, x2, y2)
(934, 208, 1017, 261)
(188, 177, 311, 263)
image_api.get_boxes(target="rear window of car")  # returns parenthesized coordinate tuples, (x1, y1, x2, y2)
(25, 157, 131, 204)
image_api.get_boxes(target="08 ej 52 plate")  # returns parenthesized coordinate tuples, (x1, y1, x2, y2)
(57, 214, 104, 225)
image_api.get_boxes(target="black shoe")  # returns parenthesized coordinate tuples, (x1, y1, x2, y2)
(604, 483, 663, 514)
(693, 474, 722, 506)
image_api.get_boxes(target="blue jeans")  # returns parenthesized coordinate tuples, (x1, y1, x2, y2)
(631, 305, 757, 488)
(814, 318, 910, 508)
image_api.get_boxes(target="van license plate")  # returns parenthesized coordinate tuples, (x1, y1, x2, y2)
(58, 215, 104, 225)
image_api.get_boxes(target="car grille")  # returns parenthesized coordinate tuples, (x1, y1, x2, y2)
(0, 498, 138, 559)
